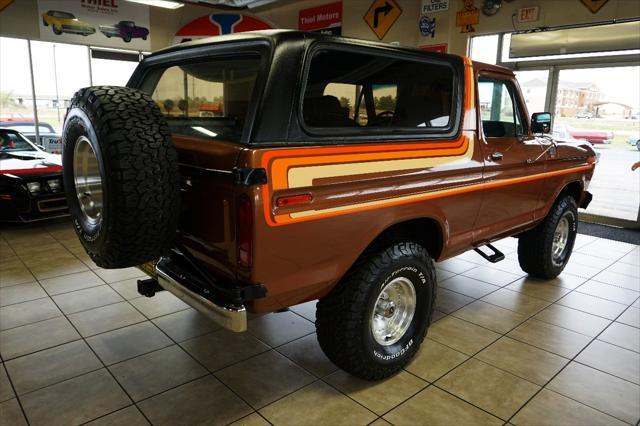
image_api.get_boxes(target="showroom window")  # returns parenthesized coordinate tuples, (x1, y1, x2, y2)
(30, 41, 91, 133)
(0, 36, 141, 137)
(302, 48, 456, 132)
(469, 21, 640, 226)
(145, 55, 262, 142)
(90, 49, 140, 86)
(0, 37, 34, 122)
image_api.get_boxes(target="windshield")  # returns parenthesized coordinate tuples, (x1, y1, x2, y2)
(54, 11, 75, 19)
(0, 130, 38, 152)
(142, 54, 262, 143)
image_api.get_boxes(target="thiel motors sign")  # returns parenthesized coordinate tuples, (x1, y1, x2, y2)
(299, 1, 342, 35)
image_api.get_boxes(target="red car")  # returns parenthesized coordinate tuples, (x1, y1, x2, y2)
(568, 127, 613, 144)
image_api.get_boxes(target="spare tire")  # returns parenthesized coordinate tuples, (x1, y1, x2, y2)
(62, 86, 180, 269)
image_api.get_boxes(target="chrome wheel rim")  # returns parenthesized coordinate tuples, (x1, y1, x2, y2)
(371, 277, 416, 346)
(552, 214, 570, 264)
(73, 136, 103, 225)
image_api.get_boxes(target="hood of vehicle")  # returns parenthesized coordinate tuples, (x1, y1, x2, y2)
(0, 151, 62, 176)
(555, 138, 596, 159)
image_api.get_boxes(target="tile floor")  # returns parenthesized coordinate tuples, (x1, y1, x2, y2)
(0, 219, 638, 426)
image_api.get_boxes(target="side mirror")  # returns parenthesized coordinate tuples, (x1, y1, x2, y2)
(531, 112, 552, 134)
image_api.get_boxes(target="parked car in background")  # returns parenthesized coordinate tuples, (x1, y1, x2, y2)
(42, 10, 95, 36)
(0, 112, 34, 122)
(99, 21, 149, 42)
(627, 132, 640, 151)
(575, 111, 593, 119)
(0, 129, 67, 222)
(0, 121, 62, 154)
(556, 124, 614, 144)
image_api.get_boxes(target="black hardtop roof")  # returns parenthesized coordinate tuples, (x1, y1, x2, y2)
(149, 29, 461, 61)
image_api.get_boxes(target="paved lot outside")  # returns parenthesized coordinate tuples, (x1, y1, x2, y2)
(586, 147, 640, 221)
(0, 219, 639, 426)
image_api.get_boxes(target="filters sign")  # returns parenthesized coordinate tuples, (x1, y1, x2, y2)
(421, 0, 449, 14)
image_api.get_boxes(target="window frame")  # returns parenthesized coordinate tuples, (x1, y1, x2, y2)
(478, 76, 528, 138)
(296, 42, 464, 142)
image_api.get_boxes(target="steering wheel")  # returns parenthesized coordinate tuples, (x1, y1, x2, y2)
(371, 110, 395, 126)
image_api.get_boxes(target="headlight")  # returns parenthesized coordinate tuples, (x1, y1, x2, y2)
(47, 179, 62, 191)
(26, 182, 41, 193)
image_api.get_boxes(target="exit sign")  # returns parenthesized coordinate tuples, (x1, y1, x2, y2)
(517, 6, 539, 23)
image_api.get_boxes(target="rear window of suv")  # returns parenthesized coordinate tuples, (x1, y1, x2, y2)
(143, 55, 261, 143)
(302, 47, 458, 135)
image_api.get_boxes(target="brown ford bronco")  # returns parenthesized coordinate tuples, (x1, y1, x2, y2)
(62, 30, 595, 380)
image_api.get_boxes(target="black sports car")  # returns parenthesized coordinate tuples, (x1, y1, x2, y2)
(0, 128, 68, 222)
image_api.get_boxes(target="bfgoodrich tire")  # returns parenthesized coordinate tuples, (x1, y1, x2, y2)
(62, 86, 180, 269)
(518, 195, 578, 279)
(316, 242, 436, 380)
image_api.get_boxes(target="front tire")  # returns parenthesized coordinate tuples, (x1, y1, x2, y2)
(518, 195, 578, 279)
(316, 242, 436, 380)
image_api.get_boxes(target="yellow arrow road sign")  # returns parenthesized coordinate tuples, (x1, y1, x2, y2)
(364, 0, 402, 40)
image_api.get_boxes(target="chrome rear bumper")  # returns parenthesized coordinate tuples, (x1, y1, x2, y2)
(155, 263, 247, 332)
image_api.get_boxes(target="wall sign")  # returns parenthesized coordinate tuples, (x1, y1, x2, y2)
(363, 0, 402, 40)
(421, 0, 449, 14)
(299, 1, 342, 36)
(579, 0, 610, 14)
(456, 0, 479, 33)
(36, 0, 150, 50)
(419, 15, 436, 37)
(173, 13, 274, 44)
(517, 6, 540, 23)
(419, 43, 447, 53)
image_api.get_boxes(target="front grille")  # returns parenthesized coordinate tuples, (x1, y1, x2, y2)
(37, 197, 67, 212)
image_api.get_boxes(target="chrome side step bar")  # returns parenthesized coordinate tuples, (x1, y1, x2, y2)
(155, 263, 247, 332)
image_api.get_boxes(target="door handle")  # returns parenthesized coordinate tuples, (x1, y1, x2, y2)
(491, 152, 503, 161)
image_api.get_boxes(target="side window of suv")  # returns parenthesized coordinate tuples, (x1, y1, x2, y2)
(478, 78, 525, 138)
(302, 48, 455, 132)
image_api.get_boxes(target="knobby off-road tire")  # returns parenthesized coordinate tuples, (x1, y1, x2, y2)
(62, 86, 180, 268)
(316, 242, 437, 380)
(518, 195, 578, 279)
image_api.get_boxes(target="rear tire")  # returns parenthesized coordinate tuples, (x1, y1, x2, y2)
(518, 195, 578, 279)
(62, 86, 180, 269)
(316, 241, 436, 380)
(53, 25, 62, 35)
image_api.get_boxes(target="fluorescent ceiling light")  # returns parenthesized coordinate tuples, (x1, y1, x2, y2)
(191, 126, 218, 138)
(126, 0, 184, 9)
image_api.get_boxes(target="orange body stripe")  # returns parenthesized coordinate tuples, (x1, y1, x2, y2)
(264, 164, 594, 226)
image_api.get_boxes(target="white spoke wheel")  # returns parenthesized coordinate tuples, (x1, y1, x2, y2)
(73, 136, 103, 226)
(371, 277, 416, 346)
(551, 214, 571, 266)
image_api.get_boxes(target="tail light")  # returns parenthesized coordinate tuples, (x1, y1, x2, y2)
(237, 194, 253, 268)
